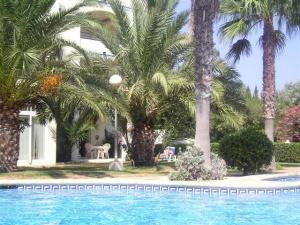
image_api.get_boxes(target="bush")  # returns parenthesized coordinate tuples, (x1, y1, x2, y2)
(274, 142, 300, 163)
(170, 146, 227, 181)
(210, 152, 227, 180)
(211, 143, 220, 154)
(210, 142, 300, 163)
(276, 106, 300, 141)
(219, 127, 273, 175)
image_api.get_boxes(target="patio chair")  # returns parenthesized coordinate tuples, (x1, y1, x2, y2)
(84, 143, 98, 159)
(101, 143, 111, 159)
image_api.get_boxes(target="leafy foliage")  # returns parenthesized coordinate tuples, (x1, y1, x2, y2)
(157, 55, 246, 144)
(0, 0, 102, 165)
(0, 0, 92, 107)
(277, 81, 300, 110)
(274, 142, 300, 163)
(219, 127, 273, 175)
(276, 106, 300, 142)
(34, 56, 127, 161)
(65, 121, 95, 146)
(242, 86, 263, 127)
(211, 142, 221, 155)
(87, 0, 193, 164)
(170, 146, 227, 181)
(210, 141, 300, 163)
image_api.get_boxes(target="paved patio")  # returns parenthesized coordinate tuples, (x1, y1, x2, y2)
(0, 167, 299, 189)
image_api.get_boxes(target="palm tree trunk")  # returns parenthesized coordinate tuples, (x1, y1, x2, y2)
(56, 119, 72, 163)
(189, 0, 195, 34)
(262, 17, 276, 170)
(0, 100, 20, 172)
(131, 122, 156, 166)
(193, 0, 218, 169)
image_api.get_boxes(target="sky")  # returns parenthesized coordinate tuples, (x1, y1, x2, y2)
(177, 0, 300, 91)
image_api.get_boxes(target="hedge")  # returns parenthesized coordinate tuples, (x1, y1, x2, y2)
(156, 142, 300, 163)
(212, 142, 300, 163)
(274, 142, 300, 163)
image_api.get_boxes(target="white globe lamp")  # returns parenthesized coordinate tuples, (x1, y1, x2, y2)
(109, 74, 123, 87)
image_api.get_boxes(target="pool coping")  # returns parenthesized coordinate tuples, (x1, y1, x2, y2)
(1, 171, 300, 187)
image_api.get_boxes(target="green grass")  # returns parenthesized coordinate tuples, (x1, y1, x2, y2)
(278, 162, 300, 167)
(276, 163, 283, 170)
(0, 162, 176, 180)
(0, 161, 298, 180)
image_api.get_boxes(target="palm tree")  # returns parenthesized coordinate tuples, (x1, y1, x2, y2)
(219, 0, 300, 169)
(87, 0, 191, 165)
(35, 56, 126, 162)
(157, 57, 245, 143)
(0, 0, 91, 172)
(193, 0, 219, 168)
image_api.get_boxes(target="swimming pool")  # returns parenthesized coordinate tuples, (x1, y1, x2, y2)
(0, 185, 300, 225)
(264, 175, 300, 182)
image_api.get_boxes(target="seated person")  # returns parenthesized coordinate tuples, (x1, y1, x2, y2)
(162, 146, 175, 160)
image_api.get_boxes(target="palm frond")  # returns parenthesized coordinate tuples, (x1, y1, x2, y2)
(273, 30, 286, 54)
(151, 72, 169, 95)
(226, 39, 252, 63)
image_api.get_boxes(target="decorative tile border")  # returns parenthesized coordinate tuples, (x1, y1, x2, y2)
(3, 184, 298, 196)
(0, 185, 18, 190)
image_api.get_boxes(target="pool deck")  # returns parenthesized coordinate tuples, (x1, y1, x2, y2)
(0, 167, 299, 189)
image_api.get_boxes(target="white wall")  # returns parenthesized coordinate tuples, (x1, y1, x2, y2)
(90, 119, 110, 145)
(80, 38, 111, 55)
(43, 120, 57, 165)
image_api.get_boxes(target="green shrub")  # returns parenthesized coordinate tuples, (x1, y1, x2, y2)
(211, 142, 220, 154)
(211, 142, 300, 164)
(170, 146, 227, 181)
(274, 142, 300, 163)
(219, 127, 273, 175)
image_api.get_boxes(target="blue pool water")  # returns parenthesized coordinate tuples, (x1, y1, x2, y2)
(265, 175, 300, 182)
(0, 188, 300, 225)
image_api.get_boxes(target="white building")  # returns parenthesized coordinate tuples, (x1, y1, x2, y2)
(18, 0, 130, 167)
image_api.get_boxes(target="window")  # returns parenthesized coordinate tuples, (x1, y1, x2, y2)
(19, 116, 30, 160)
(32, 118, 45, 160)
(19, 116, 45, 161)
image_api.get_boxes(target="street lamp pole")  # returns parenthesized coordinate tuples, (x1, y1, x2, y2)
(114, 108, 118, 160)
(108, 74, 123, 171)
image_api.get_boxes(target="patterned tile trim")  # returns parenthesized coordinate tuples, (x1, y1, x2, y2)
(0, 185, 18, 190)
(7, 184, 300, 195)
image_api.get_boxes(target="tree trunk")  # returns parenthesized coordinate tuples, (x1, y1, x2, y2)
(193, 0, 218, 169)
(262, 17, 276, 170)
(131, 123, 156, 166)
(0, 100, 20, 172)
(189, 0, 195, 34)
(56, 120, 72, 163)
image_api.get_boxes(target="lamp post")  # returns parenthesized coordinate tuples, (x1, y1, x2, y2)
(108, 74, 123, 171)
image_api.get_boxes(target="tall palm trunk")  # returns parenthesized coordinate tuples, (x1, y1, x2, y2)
(54, 104, 72, 163)
(193, 0, 218, 169)
(56, 120, 72, 163)
(189, 0, 195, 33)
(131, 122, 156, 166)
(0, 100, 20, 172)
(262, 17, 276, 170)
